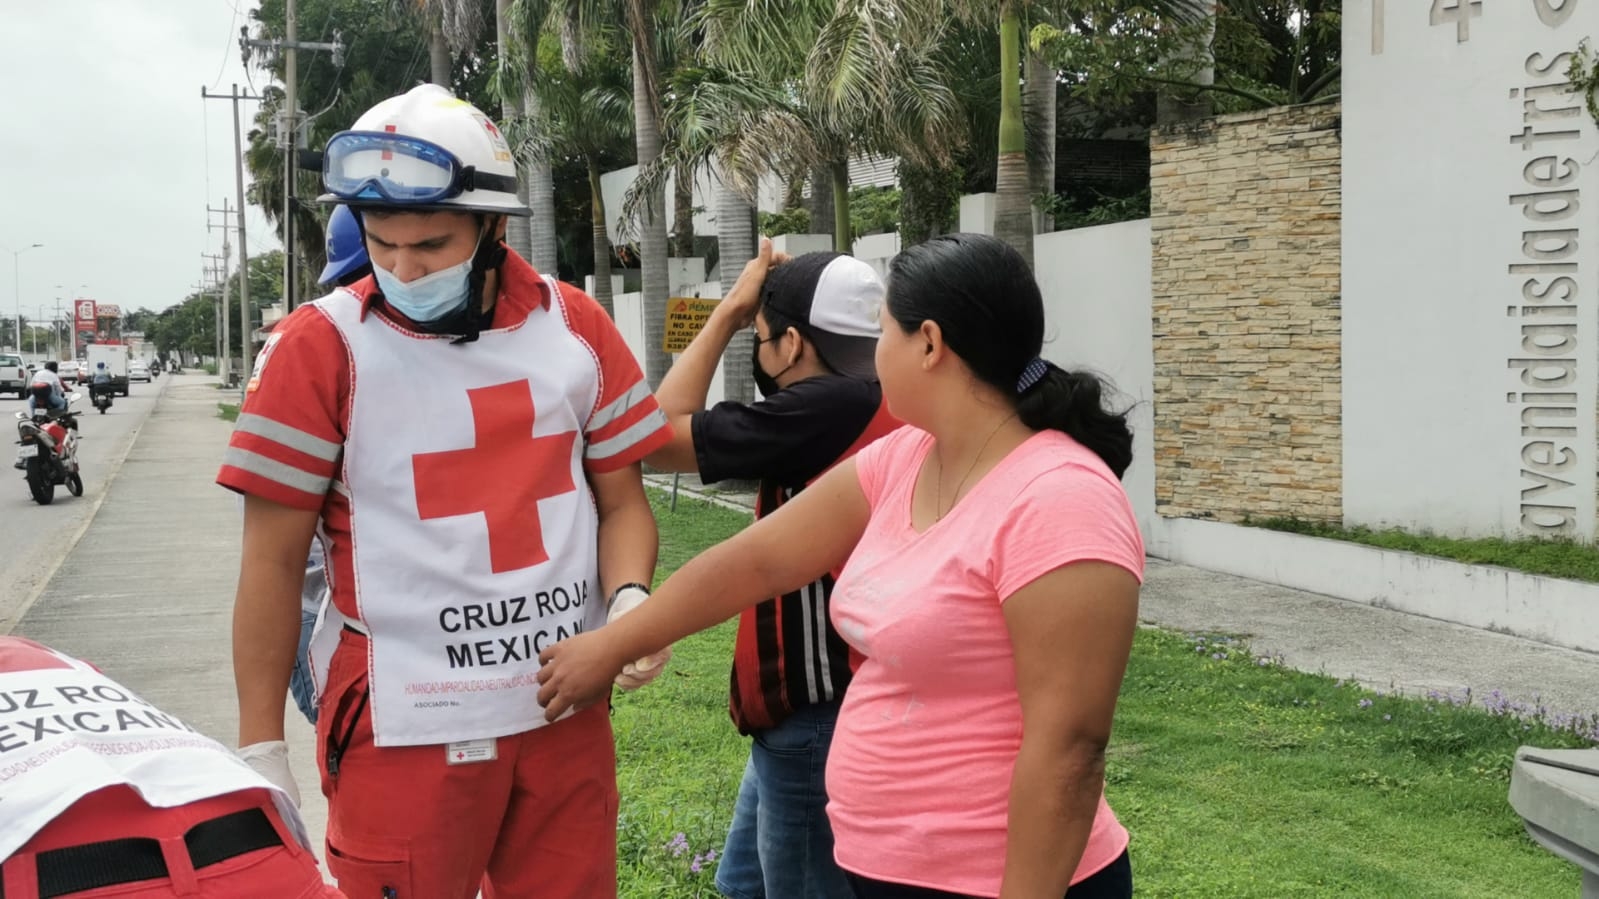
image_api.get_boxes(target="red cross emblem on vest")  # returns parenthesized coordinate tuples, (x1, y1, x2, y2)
(412, 381, 577, 573)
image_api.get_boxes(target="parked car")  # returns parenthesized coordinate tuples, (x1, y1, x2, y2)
(0, 355, 26, 397)
(129, 360, 151, 383)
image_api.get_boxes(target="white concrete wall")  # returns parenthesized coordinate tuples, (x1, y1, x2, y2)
(612, 285, 728, 407)
(772, 234, 833, 256)
(1148, 517, 1599, 654)
(1033, 221, 1157, 539)
(1343, 1, 1599, 539)
(852, 233, 902, 280)
(960, 193, 997, 235)
(611, 290, 647, 373)
(599, 165, 740, 248)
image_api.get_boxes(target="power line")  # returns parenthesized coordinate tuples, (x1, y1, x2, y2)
(209, 0, 245, 91)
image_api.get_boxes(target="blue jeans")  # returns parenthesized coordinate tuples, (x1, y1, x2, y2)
(715, 700, 854, 899)
(287, 545, 328, 724)
(26, 393, 65, 415)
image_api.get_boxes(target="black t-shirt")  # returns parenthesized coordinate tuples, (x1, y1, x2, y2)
(691, 375, 885, 491)
(689, 374, 891, 733)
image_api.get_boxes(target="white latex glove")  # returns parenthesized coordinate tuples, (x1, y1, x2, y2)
(606, 586, 672, 690)
(237, 740, 302, 808)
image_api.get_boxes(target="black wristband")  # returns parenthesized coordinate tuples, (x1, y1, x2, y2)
(606, 582, 651, 611)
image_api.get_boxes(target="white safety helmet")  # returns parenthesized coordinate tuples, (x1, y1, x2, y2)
(318, 84, 529, 216)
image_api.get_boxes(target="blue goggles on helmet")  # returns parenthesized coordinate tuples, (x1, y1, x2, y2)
(321, 130, 518, 205)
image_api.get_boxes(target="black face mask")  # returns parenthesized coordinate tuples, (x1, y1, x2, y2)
(752, 335, 792, 398)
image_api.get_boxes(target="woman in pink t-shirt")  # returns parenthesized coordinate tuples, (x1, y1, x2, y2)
(538, 233, 1143, 899)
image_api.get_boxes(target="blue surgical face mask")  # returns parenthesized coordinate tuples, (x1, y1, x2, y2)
(372, 257, 473, 323)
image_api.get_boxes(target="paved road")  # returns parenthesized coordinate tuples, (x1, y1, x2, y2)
(0, 375, 168, 631)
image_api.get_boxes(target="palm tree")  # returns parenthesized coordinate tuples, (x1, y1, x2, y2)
(1157, 0, 1217, 123)
(714, 182, 757, 402)
(993, 1, 1033, 265)
(413, 0, 487, 86)
(495, 0, 530, 262)
(515, 30, 634, 315)
(810, 0, 1200, 267)
(623, 0, 675, 387)
(685, 0, 963, 253)
(1026, 46, 1058, 233)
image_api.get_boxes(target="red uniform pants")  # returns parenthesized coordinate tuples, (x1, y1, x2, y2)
(316, 631, 618, 899)
(0, 785, 342, 899)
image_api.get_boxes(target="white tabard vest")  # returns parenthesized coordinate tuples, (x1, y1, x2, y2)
(312, 277, 605, 747)
(0, 654, 308, 861)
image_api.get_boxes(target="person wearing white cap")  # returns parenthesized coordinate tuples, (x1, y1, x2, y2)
(218, 83, 672, 899)
(644, 238, 900, 899)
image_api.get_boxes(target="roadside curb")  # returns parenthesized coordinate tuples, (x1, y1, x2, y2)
(643, 473, 755, 515)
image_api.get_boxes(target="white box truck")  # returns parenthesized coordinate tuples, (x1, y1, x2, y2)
(85, 344, 130, 396)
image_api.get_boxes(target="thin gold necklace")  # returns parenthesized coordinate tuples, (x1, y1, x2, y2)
(934, 413, 1017, 521)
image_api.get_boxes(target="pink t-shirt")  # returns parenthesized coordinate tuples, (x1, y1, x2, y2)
(826, 426, 1144, 896)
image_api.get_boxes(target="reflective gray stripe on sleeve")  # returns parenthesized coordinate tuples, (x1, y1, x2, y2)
(585, 408, 668, 462)
(587, 381, 653, 433)
(235, 413, 341, 462)
(222, 447, 333, 496)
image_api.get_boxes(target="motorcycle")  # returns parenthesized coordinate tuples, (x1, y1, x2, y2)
(91, 384, 113, 414)
(15, 392, 84, 505)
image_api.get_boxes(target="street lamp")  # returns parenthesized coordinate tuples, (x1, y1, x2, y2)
(5, 243, 43, 353)
(32, 306, 52, 358)
(54, 283, 87, 360)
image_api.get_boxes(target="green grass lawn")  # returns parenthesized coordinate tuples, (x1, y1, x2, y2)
(619, 492, 1596, 898)
(217, 402, 239, 422)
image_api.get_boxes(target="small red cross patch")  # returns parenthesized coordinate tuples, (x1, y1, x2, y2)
(412, 381, 578, 573)
(380, 123, 397, 161)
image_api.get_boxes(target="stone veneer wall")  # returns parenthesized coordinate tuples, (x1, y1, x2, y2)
(1150, 101, 1342, 522)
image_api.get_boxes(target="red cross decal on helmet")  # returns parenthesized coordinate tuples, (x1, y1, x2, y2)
(412, 381, 578, 573)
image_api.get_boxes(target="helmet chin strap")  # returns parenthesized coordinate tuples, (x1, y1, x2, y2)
(393, 215, 498, 342)
(349, 210, 507, 342)
(418, 216, 505, 344)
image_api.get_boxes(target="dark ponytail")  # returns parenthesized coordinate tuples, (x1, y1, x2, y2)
(1017, 363, 1133, 479)
(885, 233, 1134, 479)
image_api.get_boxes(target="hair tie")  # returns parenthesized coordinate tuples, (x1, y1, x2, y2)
(1016, 357, 1049, 394)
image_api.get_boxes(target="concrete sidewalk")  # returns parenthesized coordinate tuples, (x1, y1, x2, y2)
(5, 386, 1595, 876)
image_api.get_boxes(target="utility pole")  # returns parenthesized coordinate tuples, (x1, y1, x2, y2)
(200, 84, 258, 381)
(203, 251, 230, 381)
(193, 273, 215, 370)
(282, 0, 298, 314)
(242, 19, 342, 314)
(208, 200, 240, 386)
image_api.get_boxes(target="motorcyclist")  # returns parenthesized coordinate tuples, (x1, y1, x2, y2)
(90, 361, 113, 404)
(26, 361, 67, 416)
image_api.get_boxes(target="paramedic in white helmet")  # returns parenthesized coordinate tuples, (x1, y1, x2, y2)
(217, 83, 673, 899)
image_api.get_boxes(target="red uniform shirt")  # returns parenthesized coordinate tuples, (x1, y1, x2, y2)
(216, 249, 670, 625)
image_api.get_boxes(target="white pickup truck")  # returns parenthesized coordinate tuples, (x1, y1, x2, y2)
(0, 354, 26, 398)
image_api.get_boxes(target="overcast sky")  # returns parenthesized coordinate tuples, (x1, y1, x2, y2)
(0, 0, 279, 320)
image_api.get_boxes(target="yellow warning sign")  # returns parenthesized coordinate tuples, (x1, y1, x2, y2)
(663, 297, 722, 353)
